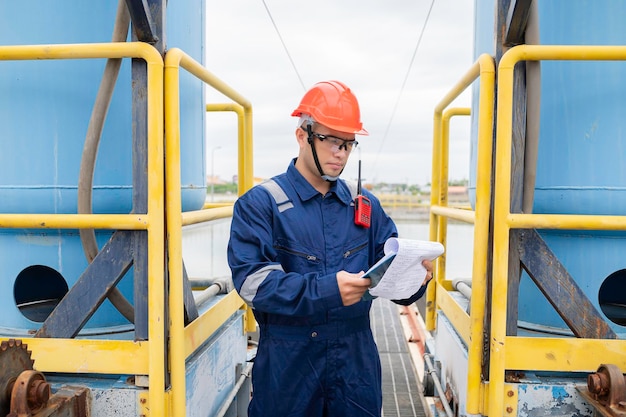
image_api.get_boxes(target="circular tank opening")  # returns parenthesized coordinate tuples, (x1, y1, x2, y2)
(599, 269, 626, 327)
(14, 265, 69, 323)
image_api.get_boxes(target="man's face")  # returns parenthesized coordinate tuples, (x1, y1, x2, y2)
(297, 123, 357, 179)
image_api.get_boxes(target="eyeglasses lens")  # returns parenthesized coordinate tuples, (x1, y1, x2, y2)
(314, 133, 358, 153)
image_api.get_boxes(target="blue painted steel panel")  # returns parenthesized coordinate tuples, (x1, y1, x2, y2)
(533, 1, 626, 216)
(467, 0, 494, 207)
(0, 1, 205, 330)
(0, 1, 206, 214)
(186, 310, 248, 417)
(432, 311, 469, 417)
(471, 1, 626, 334)
(521, 1, 626, 334)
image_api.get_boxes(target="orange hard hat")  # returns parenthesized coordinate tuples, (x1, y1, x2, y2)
(291, 80, 369, 135)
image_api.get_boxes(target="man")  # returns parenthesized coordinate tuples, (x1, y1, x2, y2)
(227, 80, 433, 417)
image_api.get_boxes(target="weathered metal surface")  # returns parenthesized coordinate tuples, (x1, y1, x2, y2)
(186, 310, 248, 417)
(430, 312, 469, 416)
(36, 231, 134, 339)
(579, 386, 626, 417)
(132, 230, 149, 340)
(504, 0, 533, 46)
(516, 229, 617, 339)
(124, 0, 158, 44)
(516, 381, 594, 417)
(8, 370, 51, 417)
(579, 364, 626, 417)
(30, 385, 89, 417)
(182, 264, 199, 324)
(0, 339, 35, 415)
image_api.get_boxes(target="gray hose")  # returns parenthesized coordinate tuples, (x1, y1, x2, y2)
(452, 279, 472, 301)
(423, 353, 455, 417)
(193, 285, 221, 307)
(192, 276, 235, 308)
(215, 362, 253, 417)
(77, 0, 134, 323)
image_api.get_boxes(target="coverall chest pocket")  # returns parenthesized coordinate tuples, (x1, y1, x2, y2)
(342, 239, 369, 272)
(274, 237, 322, 273)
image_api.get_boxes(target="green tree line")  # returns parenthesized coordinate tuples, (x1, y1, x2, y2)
(207, 179, 468, 195)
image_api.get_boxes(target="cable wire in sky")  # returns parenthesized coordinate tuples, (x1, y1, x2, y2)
(261, 0, 307, 91)
(372, 0, 436, 173)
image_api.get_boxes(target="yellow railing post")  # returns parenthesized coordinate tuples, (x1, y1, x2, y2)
(465, 53, 495, 415)
(427, 53, 495, 415)
(164, 48, 254, 417)
(427, 54, 495, 331)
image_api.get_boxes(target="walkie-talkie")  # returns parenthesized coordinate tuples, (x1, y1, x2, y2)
(354, 159, 371, 228)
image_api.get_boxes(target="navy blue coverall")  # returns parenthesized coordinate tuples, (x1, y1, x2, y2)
(227, 159, 427, 417)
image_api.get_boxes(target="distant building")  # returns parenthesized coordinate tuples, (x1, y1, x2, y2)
(231, 175, 266, 186)
(414, 185, 469, 204)
(206, 175, 226, 185)
(447, 185, 469, 203)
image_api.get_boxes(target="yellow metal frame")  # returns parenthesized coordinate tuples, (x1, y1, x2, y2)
(427, 53, 495, 415)
(0, 42, 167, 413)
(164, 47, 254, 417)
(488, 44, 626, 416)
(205, 102, 250, 201)
(430, 45, 626, 417)
(0, 43, 257, 417)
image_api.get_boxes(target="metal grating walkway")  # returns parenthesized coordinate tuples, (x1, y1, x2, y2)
(371, 298, 428, 417)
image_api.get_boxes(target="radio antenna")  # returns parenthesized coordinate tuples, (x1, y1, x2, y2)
(353, 148, 371, 228)
(357, 156, 362, 195)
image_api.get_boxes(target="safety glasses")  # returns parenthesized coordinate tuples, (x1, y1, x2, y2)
(305, 129, 358, 153)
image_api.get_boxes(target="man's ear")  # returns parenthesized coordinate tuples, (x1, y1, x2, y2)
(295, 126, 308, 148)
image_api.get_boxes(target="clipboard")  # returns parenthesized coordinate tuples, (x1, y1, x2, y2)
(361, 253, 396, 301)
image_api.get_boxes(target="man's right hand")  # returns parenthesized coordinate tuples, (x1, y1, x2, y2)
(336, 271, 370, 306)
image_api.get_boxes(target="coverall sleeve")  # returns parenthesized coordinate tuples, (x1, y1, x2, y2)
(227, 191, 344, 317)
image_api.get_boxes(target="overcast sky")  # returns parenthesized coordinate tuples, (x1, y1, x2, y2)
(204, 0, 475, 185)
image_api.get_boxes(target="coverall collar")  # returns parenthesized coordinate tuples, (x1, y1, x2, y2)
(286, 158, 353, 206)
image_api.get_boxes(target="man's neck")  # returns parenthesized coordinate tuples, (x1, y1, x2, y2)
(294, 158, 332, 195)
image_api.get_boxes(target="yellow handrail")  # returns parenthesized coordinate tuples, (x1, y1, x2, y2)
(0, 41, 258, 417)
(489, 44, 626, 417)
(0, 41, 167, 417)
(429, 205, 475, 224)
(205, 102, 249, 200)
(182, 206, 234, 225)
(435, 107, 471, 284)
(428, 52, 495, 415)
(0, 213, 149, 229)
(164, 47, 253, 417)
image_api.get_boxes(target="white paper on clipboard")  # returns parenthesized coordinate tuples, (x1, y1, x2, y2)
(364, 238, 444, 300)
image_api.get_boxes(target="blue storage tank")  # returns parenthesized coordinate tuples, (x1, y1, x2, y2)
(471, 0, 626, 335)
(0, 1, 206, 333)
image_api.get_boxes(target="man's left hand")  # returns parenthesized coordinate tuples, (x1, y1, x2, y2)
(422, 259, 434, 285)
